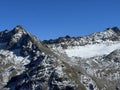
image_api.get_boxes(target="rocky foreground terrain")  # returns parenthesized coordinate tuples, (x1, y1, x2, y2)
(0, 25, 120, 90)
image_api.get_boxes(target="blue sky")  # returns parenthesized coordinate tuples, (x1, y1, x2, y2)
(0, 0, 120, 40)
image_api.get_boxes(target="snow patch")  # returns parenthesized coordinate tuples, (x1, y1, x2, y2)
(65, 42, 120, 58)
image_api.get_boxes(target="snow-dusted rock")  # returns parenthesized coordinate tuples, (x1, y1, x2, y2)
(45, 27, 120, 90)
(0, 26, 120, 90)
(0, 26, 80, 90)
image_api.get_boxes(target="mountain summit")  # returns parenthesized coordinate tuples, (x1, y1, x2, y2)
(0, 26, 120, 90)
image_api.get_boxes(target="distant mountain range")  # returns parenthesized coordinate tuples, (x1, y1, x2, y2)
(0, 25, 120, 90)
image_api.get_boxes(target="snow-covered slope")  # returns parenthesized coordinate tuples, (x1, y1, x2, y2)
(45, 27, 120, 90)
(65, 41, 120, 58)
(0, 50, 30, 86)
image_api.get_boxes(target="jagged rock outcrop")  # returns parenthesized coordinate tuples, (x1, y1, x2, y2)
(43, 27, 120, 49)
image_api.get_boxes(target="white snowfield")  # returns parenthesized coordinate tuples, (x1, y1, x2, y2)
(65, 41, 120, 58)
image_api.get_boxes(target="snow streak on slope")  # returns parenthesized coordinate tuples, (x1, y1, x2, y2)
(0, 50, 30, 85)
(65, 41, 120, 58)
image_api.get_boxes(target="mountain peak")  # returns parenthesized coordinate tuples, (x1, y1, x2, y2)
(0, 26, 81, 90)
(15, 25, 24, 30)
(0, 26, 55, 58)
(12, 25, 27, 35)
(111, 26, 120, 35)
(104, 26, 120, 34)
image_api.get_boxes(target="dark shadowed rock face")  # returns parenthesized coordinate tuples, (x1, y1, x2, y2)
(104, 49, 120, 63)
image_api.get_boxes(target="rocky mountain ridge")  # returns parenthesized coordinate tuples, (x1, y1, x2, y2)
(43, 27, 120, 48)
(44, 27, 120, 90)
(0, 26, 120, 90)
(0, 25, 82, 90)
